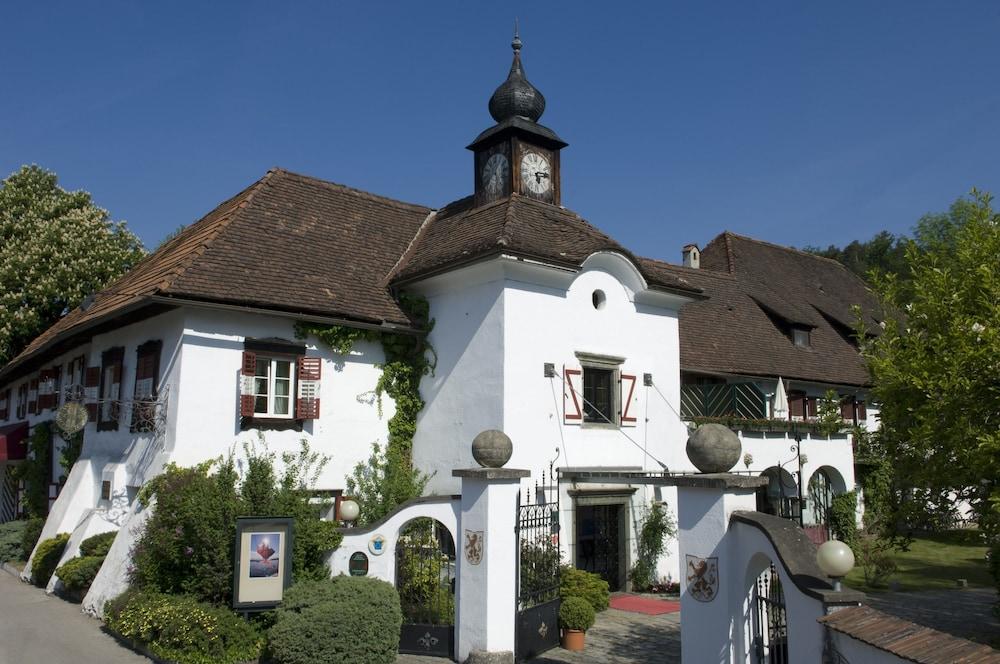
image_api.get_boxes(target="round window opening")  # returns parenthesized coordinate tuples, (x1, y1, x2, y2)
(592, 289, 607, 310)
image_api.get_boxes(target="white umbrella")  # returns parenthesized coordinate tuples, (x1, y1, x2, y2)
(773, 377, 789, 420)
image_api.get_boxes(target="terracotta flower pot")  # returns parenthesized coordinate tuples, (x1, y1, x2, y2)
(561, 628, 585, 651)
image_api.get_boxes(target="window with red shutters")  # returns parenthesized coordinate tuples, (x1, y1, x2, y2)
(84, 366, 101, 421)
(97, 347, 124, 431)
(131, 340, 162, 432)
(295, 356, 321, 420)
(240, 339, 319, 426)
(806, 396, 818, 419)
(788, 391, 806, 419)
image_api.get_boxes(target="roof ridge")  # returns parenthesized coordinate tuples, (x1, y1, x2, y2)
(382, 208, 439, 287)
(723, 230, 862, 271)
(498, 195, 519, 246)
(273, 168, 431, 214)
(638, 256, 738, 281)
(155, 169, 279, 292)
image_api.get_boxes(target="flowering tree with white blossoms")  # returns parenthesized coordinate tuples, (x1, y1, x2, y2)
(0, 165, 145, 365)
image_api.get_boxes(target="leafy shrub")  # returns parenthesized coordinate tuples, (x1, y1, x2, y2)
(856, 531, 897, 587)
(80, 530, 117, 557)
(630, 502, 676, 591)
(560, 566, 609, 612)
(32, 533, 70, 587)
(0, 519, 27, 563)
(519, 539, 561, 607)
(130, 440, 341, 606)
(104, 589, 263, 664)
(21, 517, 44, 560)
(829, 491, 858, 547)
(11, 422, 53, 518)
(559, 596, 595, 631)
(56, 555, 105, 593)
(267, 576, 402, 664)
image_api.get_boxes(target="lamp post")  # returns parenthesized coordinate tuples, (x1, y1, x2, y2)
(816, 539, 855, 591)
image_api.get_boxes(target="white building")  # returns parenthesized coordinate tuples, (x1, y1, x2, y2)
(0, 37, 879, 590)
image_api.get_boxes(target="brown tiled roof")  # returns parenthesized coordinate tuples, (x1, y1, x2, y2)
(1, 169, 431, 381)
(643, 231, 884, 387)
(819, 605, 1000, 663)
(392, 193, 702, 296)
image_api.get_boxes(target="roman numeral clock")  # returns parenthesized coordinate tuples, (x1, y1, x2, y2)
(469, 31, 567, 207)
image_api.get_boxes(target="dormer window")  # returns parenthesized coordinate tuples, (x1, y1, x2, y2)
(792, 328, 811, 348)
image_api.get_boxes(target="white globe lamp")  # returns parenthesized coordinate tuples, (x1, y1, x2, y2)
(816, 539, 855, 591)
(339, 498, 360, 525)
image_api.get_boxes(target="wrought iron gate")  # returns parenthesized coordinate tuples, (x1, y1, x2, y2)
(396, 519, 455, 658)
(752, 564, 788, 664)
(515, 477, 561, 661)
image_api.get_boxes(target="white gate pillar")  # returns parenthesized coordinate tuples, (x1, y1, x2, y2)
(452, 466, 530, 664)
(676, 474, 768, 664)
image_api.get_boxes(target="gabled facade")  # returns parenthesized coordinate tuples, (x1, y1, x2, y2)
(0, 36, 876, 599)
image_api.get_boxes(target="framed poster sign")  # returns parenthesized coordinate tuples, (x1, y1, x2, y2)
(233, 517, 294, 610)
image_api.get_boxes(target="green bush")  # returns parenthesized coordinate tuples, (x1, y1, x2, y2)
(56, 555, 105, 593)
(856, 531, 898, 587)
(560, 566, 609, 612)
(0, 519, 27, 563)
(21, 517, 44, 560)
(32, 533, 70, 587)
(80, 530, 117, 557)
(559, 596, 595, 631)
(130, 441, 341, 606)
(829, 491, 858, 547)
(630, 502, 677, 591)
(267, 576, 402, 664)
(104, 589, 263, 664)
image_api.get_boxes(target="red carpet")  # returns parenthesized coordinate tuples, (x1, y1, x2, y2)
(609, 594, 681, 615)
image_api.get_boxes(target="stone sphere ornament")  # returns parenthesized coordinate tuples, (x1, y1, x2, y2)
(686, 423, 742, 473)
(472, 429, 514, 468)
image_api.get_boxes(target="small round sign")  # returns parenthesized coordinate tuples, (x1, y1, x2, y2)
(369, 534, 386, 556)
(348, 551, 369, 577)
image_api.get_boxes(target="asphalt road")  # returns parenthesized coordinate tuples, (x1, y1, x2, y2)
(0, 570, 150, 664)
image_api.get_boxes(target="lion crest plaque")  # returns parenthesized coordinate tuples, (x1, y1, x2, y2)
(464, 529, 484, 565)
(685, 554, 719, 602)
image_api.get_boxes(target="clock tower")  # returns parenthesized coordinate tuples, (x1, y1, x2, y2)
(468, 30, 568, 207)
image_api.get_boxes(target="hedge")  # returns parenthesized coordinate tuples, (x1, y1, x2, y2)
(560, 566, 609, 612)
(32, 533, 69, 587)
(21, 517, 43, 560)
(104, 589, 263, 664)
(80, 530, 117, 557)
(0, 520, 26, 563)
(56, 555, 105, 594)
(267, 576, 402, 664)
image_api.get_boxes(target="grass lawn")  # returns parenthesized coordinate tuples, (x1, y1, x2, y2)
(845, 529, 993, 592)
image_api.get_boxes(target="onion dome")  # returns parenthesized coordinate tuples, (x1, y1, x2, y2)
(488, 28, 546, 123)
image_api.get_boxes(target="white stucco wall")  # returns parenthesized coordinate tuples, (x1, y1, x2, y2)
(827, 631, 911, 664)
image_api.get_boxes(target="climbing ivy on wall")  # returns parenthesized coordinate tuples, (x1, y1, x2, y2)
(295, 293, 436, 521)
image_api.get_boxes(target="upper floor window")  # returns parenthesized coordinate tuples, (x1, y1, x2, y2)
(0, 389, 10, 420)
(132, 340, 162, 432)
(583, 367, 615, 424)
(17, 383, 28, 419)
(98, 347, 124, 431)
(563, 353, 637, 428)
(792, 328, 811, 348)
(239, 338, 321, 426)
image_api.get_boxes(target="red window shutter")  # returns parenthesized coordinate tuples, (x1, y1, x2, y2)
(295, 356, 322, 419)
(0, 389, 9, 419)
(38, 370, 52, 410)
(27, 379, 38, 415)
(788, 391, 805, 418)
(563, 366, 583, 424)
(240, 351, 256, 417)
(85, 366, 101, 421)
(856, 401, 867, 421)
(620, 373, 638, 427)
(840, 398, 854, 421)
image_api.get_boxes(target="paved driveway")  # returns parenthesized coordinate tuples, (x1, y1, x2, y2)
(397, 606, 681, 663)
(0, 571, 150, 664)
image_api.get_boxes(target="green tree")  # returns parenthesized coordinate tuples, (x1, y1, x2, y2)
(860, 190, 1000, 534)
(804, 230, 910, 284)
(0, 165, 144, 365)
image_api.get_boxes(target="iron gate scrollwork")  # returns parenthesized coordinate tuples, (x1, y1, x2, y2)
(515, 475, 561, 661)
(752, 564, 788, 664)
(396, 519, 455, 658)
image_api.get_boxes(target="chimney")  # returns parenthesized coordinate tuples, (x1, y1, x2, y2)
(682, 244, 700, 269)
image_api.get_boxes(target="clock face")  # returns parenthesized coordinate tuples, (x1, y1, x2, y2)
(520, 151, 551, 195)
(481, 152, 509, 195)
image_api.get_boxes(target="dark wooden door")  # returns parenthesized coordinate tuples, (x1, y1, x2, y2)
(576, 504, 623, 591)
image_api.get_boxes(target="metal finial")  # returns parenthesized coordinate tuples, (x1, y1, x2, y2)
(512, 19, 522, 51)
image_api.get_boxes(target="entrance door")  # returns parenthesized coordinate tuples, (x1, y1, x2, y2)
(576, 504, 623, 591)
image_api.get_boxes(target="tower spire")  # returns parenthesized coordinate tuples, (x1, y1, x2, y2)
(488, 25, 545, 123)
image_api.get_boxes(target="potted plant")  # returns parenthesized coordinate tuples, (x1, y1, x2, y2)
(559, 596, 596, 651)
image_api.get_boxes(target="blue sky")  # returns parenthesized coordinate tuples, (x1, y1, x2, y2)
(3, 2, 998, 263)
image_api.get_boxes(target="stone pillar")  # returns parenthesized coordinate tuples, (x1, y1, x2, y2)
(453, 467, 530, 664)
(675, 474, 767, 664)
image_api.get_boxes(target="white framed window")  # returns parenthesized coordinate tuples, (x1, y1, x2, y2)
(253, 356, 295, 418)
(563, 353, 637, 428)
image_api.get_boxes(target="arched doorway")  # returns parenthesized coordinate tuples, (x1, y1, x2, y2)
(804, 466, 847, 544)
(755, 467, 800, 521)
(744, 555, 789, 664)
(395, 518, 456, 658)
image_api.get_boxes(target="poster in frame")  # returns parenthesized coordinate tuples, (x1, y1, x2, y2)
(233, 516, 294, 610)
